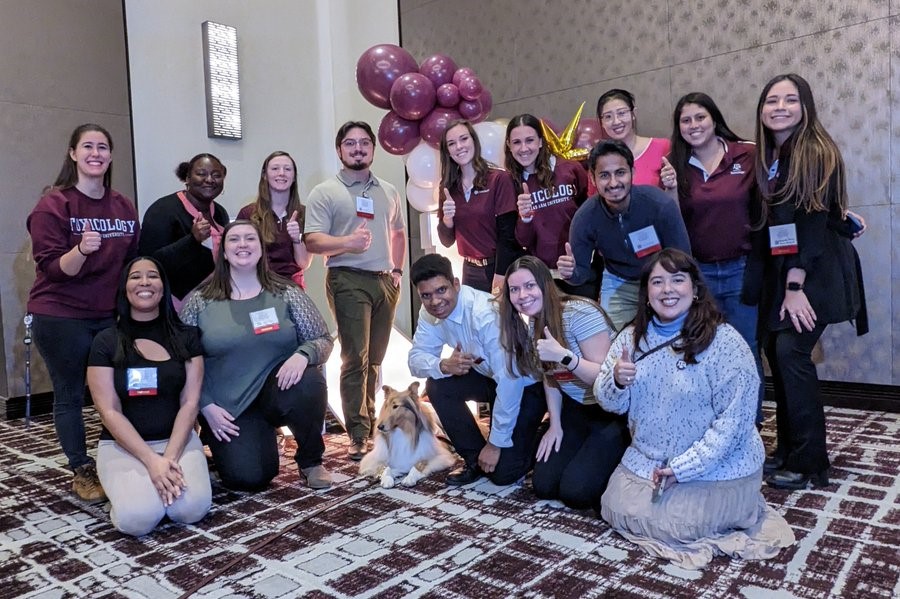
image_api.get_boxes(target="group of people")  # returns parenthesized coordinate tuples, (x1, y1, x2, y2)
(409, 72, 865, 568)
(25, 120, 407, 537)
(26, 72, 865, 567)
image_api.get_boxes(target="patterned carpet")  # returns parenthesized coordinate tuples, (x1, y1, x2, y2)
(1, 406, 898, 599)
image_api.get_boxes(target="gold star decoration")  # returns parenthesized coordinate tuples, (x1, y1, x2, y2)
(541, 102, 590, 161)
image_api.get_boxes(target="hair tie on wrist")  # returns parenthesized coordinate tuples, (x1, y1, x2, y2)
(76, 244, 88, 256)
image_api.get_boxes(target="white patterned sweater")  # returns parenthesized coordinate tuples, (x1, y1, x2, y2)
(595, 323, 763, 482)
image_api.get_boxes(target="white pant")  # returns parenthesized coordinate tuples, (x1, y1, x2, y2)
(96, 432, 212, 536)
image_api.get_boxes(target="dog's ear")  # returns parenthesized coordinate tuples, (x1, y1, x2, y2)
(382, 385, 395, 397)
(408, 381, 420, 398)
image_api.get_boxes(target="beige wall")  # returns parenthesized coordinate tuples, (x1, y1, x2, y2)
(400, 0, 898, 385)
(0, 0, 134, 398)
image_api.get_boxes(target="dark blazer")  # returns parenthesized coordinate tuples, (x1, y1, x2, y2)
(743, 152, 867, 335)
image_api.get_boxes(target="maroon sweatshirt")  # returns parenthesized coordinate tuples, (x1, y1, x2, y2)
(236, 203, 302, 279)
(27, 186, 139, 318)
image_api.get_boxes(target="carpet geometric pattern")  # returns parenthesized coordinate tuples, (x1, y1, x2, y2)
(1, 406, 898, 598)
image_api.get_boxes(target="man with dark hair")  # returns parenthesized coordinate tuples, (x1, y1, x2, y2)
(558, 139, 691, 331)
(408, 253, 546, 486)
(305, 121, 406, 460)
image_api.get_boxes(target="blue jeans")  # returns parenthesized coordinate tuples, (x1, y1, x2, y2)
(32, 314, 114, 470)
(698, 257, 763, 421)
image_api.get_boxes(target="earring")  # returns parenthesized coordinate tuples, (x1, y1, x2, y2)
(693, 294, 698, 300)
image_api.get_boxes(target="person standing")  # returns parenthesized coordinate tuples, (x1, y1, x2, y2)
(558, 140, 691, 331)
(304, 121, 406, 460)
(27, 123, 140, 502)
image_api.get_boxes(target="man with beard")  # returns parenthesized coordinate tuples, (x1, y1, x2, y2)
(557, 140, 690, 332)
(304, 121, 406, 460)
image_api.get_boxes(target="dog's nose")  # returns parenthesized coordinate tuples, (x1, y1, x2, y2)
(377, 423, 386, 431)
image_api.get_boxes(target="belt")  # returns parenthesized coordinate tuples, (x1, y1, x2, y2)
(463, 256, 493, 267)
(329, 266, 390, 277)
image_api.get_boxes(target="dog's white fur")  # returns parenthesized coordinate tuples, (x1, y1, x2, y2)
(359, 382, 456, 488)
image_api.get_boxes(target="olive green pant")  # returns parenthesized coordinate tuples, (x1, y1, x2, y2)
(326, 267, 400, 442)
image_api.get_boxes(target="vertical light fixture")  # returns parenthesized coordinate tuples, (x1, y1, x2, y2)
(202, 21, 242, 139)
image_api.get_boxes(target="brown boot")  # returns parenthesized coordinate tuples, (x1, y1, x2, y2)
(72, 463, 106, 503)
(347, 439, 368, 461)
(301, 465, 333, 489)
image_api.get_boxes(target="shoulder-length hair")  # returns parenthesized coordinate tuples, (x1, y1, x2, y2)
(112, 256, 192, 366)
(504, 114, 554, 193)
(669, 92, 744, 202)
(54, 124, 114, 190)
(754, 73, 848, 214)
(631, 249, 724, 364)
(498, 256, 609, 378)
(250, 151, 304, 245)
(440, 119, 491, 192)
(199, 220, 292, 301)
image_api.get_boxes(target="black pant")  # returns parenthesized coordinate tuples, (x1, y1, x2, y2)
(201, 363, 327, 491)
(532, 395, 628, 511)
(426, 370, 546, 485)
(461, 261, 495, 293)
(764, 323, 829, 475)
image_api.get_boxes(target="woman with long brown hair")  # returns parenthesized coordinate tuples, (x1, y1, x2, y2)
(597, 249, 794, 569)
(437, 119, 520, 293)
(749, 73, 866, 490)
(237, 151, 311, 288)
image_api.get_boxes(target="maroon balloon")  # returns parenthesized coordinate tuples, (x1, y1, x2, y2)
(436, 83, 460, 108)
(419, 54, 458, 88)
(458, 97, 483, 120)
(575, 117, 603, 149)
(477, 90, 493, 121)
(390, 73, 437, 120)
(378, 111, 421, 156)
(452, 67, 475, 87)
(356, 44, 418, 109)
(458, 75, 483, 101)
(420, 107, 463, 149)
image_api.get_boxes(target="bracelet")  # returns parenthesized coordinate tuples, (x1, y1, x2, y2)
(391, 268, 403, 275)
(291, 239, 303, 245)
(76, 244, 88, 257)
(567, 355, 580, 372)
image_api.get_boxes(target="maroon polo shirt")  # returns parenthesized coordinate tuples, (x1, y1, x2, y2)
(437, 168, 517, 259)
(679, 140, 757, 263)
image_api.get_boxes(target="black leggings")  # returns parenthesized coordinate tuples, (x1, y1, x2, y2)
(532, 395, 629, 512)
(201, 363, 327, 491)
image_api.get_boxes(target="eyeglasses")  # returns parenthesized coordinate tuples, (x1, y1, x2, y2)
(341, 138, 373, 149)
(600, 109, 632, 124)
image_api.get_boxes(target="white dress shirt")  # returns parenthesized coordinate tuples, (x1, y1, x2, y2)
(408, 285, 536, 448)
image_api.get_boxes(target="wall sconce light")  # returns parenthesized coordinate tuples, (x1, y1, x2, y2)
(202, 21, 242, 139)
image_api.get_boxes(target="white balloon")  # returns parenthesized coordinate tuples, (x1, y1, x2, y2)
(406, 180, 438, 212)
(473, 120, 506, 169)
(405, 140, 440, 188)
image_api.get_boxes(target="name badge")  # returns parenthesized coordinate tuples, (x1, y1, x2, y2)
(628, 225, 662, 258)
(550, 366, 576, 382)
(127, 367, 158, 396)
(769, 223, 798, 255)
(249, 307, 280, 335)
(356, 195, 374, 219)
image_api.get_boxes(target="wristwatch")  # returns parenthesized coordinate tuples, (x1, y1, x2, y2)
(786, 282, 804, 292)
(560, 351, 574, 367)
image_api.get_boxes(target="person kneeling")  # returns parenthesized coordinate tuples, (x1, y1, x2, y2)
(408, 253, 546, 486)
(180, 220, 334, 491)
(88, 257, 211, 536)
(596, 248, 794, 569)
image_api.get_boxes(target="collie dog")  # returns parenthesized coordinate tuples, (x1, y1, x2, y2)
(359, 382, 456, 488)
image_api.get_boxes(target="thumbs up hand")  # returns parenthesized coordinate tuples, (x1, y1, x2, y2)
(78, 219, 101, 255)
(614, 345, 637, 388)
(557, 242, 576, 280)
(660, 156, 676, 190)
(191, 212, 211, 243)
(441, 188, 456, 227)
(347, 219, 372, 253)
(286, 210, 302, 243)
(517, 182, 534, 220)
(536, 326, 567, 363)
